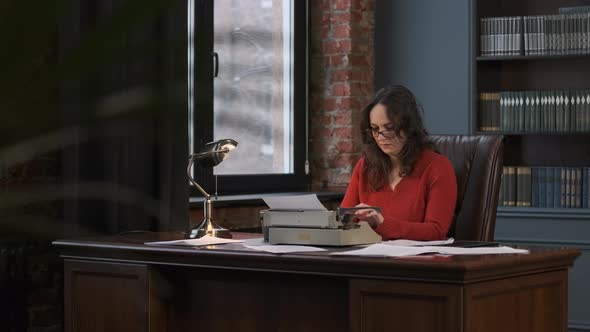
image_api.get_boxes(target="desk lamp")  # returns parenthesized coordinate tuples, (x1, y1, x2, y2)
(187, 138, 238, 239)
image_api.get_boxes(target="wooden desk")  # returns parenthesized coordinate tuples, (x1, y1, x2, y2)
(53, 232, 580, 332)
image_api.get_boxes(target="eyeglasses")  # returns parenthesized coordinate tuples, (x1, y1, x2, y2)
(366, 128, 399, 139)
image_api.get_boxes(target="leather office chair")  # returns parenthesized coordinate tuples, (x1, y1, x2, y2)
(430, 135, 504, 241)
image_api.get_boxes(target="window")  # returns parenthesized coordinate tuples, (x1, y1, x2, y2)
(188, 0, 308, 195)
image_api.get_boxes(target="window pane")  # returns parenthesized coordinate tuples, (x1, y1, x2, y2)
(213, 0, 294, 175)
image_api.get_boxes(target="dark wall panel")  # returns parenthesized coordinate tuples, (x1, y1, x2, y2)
(375, 0, 472, 134)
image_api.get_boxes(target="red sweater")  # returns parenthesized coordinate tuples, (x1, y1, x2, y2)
(341, 149, 457, 241)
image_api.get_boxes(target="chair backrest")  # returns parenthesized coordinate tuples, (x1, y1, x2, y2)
(430, 135, 504, 241)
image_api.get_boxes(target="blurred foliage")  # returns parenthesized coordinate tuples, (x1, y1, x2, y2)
(0, 0, 186, 237)
(0, 0, 180, 151)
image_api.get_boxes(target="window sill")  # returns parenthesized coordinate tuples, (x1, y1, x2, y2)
(189, 191, 345, 208)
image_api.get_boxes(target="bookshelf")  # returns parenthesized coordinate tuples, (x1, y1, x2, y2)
(474, 0, 590, 212)
(473, 0, 590, 329)
(375, 2, 590, 325)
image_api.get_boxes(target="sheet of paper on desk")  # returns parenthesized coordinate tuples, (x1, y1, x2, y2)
(331, 243, 529, 257)
(382, 238, 454, 246)
(262, 194, 327, 211)
(422, 245, 529, 255)
(331, 244, 434, 257)
(243, 243, 327, 254)
(144, 235, 244, 246)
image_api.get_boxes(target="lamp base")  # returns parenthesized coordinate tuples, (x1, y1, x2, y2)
(187, 219, 232, 239)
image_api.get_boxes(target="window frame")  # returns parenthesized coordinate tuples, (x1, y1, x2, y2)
(189, 0, 309, 196)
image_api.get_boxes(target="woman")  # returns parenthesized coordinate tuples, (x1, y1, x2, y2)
(341, 85, 457, 241)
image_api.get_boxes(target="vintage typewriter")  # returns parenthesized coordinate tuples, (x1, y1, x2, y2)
(260, 207, 382, 246)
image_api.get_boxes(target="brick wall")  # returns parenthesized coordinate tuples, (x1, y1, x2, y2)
(309, 0, 375, 191)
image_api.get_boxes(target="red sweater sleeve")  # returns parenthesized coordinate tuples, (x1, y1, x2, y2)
(341, 159, 363, 208)
(341, 151, 457, 241)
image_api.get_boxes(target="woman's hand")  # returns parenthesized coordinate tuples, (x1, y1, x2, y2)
(353, 203, 384, 228)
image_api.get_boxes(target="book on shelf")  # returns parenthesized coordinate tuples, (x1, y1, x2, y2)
(478, 92, 500, 131)
(481, 12, 590, 57)
(542, 168, 549, 208)
(562, 168, 570, 208)
(575, 168, 582, 208)
(559, 6, 590, 14)
(582, 167, 590, 209)
(553, 168, 562, 208)
(480, 16, 523, 56)
(545, 167, 553, 208)
(479, 89, 590, 133)
(500, 166, 588, 209)
(516, 167, 531, 207)
(500, 166, 515, 206)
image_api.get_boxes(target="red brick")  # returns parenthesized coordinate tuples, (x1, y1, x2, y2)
(336, 141, 355, 153)
(321, 26, 329, 39)
(350, 82, 373, 96)
(350, 11, 363, 22)
(330, 54, 347, 67)
(353, 0, 368, 11)
(339, 39, 353, 52)
(349, 55, 370, 66)
(331, 12, 352, 24)
(333, 25, 352, 38)
(333, 111, 353, 125)
(337, 97, 361, 110)
(351, 40, 371, 53)
(351, 70, 370, 82)
(330, 153, 355, 168)
(319, 127, 332, 139)
(323, 98, 339, 111)
(323, 40, 352, 54)
(332, 127, 354, 139)
(361, 0, 375, 10)
(332, 69, 351, 82)
(323, 41, 339, 54)
(332, 83, 352, 97)
(333, 0, 352, 10)
(310, 140, 329, 155)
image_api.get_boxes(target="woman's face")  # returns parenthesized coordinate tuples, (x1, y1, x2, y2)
(368, 103, 406, 158)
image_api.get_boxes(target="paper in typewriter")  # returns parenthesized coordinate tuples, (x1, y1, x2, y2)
(263, 194, 328, 211)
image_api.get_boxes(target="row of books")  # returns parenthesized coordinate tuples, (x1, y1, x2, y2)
(499, 166, 590, 208)
(480, 16, 522, 56)
(478, 90, 590, 132)
(480, 12, 590, 56)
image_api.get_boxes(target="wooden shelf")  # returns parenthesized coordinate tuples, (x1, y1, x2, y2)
(475, 131, 590, 136)
(497, 206, 590, 219)
(477, 54, 590, 62)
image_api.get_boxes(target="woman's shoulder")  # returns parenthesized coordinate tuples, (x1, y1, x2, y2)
(351, 156, 366, 173)
(353, 156, 365, 167)
(417, 149, 454, 172)
(420, 148, 448, 163)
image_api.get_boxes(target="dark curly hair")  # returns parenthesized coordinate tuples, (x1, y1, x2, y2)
(360, 85, 433, 190)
